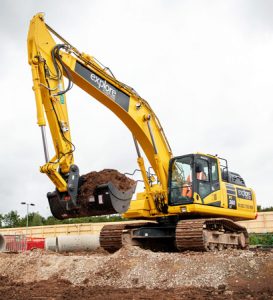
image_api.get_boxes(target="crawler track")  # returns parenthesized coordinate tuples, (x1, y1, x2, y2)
(99, 224, 126, 253)
(176, 218, 249, 251)
(100, 222, 148, 253)
(176, 219, 206, 251)
(100, 219, 249, 252)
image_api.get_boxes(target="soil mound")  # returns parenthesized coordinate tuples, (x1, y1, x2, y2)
(78, 169, 136, 203)
(0, 249, 272, 299)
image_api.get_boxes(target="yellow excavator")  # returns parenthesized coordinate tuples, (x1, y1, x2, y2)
(28, 13, 257, 252)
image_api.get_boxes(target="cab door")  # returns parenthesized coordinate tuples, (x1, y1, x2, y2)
(194, 156, 220, 203)
(168, 155, 194, 205)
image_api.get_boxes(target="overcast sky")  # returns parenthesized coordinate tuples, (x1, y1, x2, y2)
(0, 0, 272, 217)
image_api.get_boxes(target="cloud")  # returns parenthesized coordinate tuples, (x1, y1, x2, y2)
(0, 0, 272, 218)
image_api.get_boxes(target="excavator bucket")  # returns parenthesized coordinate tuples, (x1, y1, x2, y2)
(47, 181, 136, 220)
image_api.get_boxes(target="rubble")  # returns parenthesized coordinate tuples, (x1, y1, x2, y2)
(0, 247, 272, 299)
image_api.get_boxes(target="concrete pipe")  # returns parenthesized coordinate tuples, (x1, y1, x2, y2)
(57, 234, 100, 252)
(0, 234, 6, 252)
(45, 237, 58, 252)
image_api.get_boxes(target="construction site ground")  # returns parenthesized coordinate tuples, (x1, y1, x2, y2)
(0, 247, 272, 300)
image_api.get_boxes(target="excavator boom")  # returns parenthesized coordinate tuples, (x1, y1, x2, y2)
(28, 13, 172, 218)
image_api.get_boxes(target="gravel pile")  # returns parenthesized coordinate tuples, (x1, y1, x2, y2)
(0, 247, 271, 290)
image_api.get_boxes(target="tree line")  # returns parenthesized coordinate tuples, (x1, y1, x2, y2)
(0, 211, 124, 228)
(0, 206, 272, 228)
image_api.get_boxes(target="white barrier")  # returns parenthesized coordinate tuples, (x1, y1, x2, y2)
(57, 234, 100, 252)
(45, 237, 58, 252)
(45, 234, 100, 252)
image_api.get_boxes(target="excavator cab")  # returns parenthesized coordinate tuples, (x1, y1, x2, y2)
(168, 153, 256, 221)
(168, 154, 221, 206)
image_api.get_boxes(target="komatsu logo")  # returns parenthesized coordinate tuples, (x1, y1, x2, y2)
(237, 188, 252, 200)
(90, 73, 117, 100)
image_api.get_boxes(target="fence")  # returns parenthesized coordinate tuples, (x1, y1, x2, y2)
(237, 212, 273, 233)
(0, 221, 140, 238)
(1, 235, 45, 252)
(3, 235, 27, 252)
(0, 212, 272, 238)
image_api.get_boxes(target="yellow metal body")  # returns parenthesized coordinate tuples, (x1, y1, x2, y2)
(125, 153, 257, 220)
(27, 14, 257, 222)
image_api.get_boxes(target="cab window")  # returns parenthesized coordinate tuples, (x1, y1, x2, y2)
(211, 159, 219, 181)
(169, 156, 193, 205)
(195, 158, 209, 182)
(171, 156, 192, 188)
(195, 158, 210, 198)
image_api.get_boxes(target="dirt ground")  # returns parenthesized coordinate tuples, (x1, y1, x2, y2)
(0, 247, 272, 300)
(78, 169, 136, 202)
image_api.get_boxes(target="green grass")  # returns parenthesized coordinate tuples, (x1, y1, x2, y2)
(249, 233, 273, 246)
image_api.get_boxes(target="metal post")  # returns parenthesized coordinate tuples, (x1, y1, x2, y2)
(41, 126, 49, 162)
(21, 202, 35, 251)
(26, 204, 29, 238)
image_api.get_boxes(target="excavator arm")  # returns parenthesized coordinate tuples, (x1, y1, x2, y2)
(28, 13, 172, 217)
